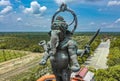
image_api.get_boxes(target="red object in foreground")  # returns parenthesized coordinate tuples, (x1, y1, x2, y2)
(37, 74, 82, 81)
(78, 67, 88, 78)
(37, 74, 55, 81)
(37, 67, 94, 81)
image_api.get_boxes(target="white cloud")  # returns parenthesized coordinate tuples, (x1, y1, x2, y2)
(55, 0, 75, 5)
(90, 22, 95, 25)
(107, 0, 120, 6)
(24, 1, 47, 14)
(101, 22, 107, 26)
(40, 6, 47, 13)
(0, 15, 4, 22)
(100, 18, 120, 29)
(15, 0, 21, 3)
(100, 22, 114, 28)
(115, 18, 120, 23)
(0, 6, 12, 14)
(0, 15, 4, 18)
(17, 17, 22, 22)
(19, 5, 25, 9)
(100, 22, 110, 28)
(0, 0, 11, 6)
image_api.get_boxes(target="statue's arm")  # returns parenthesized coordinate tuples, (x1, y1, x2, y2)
(67, 40, 78, 60)
(67, 40, 80, 71)
(77, 49, 85, 56)
(77, 45, 90, 56)
(67, 40, 78, 55)
(39, 41, 51, 65)
(67, 40, 90, 56)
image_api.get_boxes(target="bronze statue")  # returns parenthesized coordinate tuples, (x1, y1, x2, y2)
(39, 3, 100, 81)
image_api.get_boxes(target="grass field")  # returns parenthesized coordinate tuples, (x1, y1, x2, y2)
(0, 32, 120, 81)
(0, 50, 27, 63)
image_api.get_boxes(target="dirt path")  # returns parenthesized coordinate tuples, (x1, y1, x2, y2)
(0, 50, 42, 81)
(84, 39, 110, 69)
(0, 39, 110, 80)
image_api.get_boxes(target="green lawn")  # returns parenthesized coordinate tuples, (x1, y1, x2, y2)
(0, 50, 27, 63)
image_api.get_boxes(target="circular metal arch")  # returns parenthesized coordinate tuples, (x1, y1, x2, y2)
(51, 3, 78, 34)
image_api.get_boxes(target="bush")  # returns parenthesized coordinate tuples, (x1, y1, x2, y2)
(30, 45, 43, 52)
(95, 65, 120, 81)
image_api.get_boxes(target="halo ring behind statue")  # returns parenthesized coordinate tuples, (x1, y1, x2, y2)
(51, 3, 78, 34)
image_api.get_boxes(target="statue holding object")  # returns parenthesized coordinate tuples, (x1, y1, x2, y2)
(39, 3, 100, 81)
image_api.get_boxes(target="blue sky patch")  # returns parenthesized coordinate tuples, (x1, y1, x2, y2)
(0, 0, 120, 32)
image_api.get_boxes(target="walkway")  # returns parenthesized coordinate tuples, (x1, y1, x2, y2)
(84, 39, 110, 69)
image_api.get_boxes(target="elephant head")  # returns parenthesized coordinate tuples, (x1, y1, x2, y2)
(49, 16, 68, 55)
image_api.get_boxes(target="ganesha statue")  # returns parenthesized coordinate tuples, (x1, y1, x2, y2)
(39, 3, 99, 81)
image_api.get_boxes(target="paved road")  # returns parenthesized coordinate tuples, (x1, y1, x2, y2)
(84, 39, 110, 69)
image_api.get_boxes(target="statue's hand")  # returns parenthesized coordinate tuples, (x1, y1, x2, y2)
(85, 45, 90, 54)
(39, 59, 47, 65)
(49, 49, 56, 56)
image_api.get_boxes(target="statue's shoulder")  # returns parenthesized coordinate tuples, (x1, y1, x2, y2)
(67, 39, 77, 46)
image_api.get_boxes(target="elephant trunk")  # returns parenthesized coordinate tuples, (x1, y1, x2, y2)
(49, 30, 60, 55)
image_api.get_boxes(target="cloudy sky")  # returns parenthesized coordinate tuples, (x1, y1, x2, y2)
(0, 0, 120, 32)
